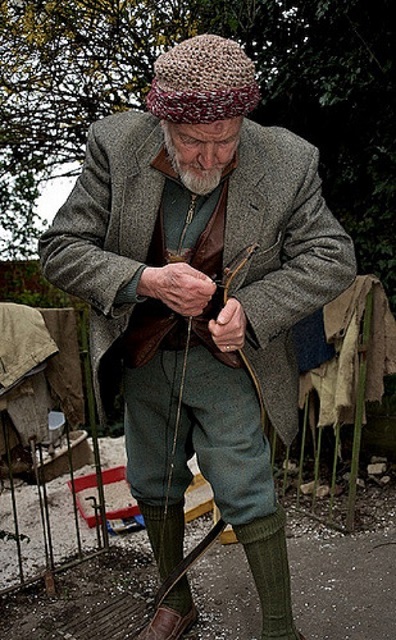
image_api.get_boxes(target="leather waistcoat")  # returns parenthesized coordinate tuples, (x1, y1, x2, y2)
(122, 182, 241, 369)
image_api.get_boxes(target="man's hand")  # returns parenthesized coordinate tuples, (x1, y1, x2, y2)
(208, 297, 247, 352)
(137, 263, 216, 316)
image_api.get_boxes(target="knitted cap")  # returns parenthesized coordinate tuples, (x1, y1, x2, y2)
(146, 34, 260, 123)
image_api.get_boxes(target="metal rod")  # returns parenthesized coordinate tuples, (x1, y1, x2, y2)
(0, 546, 108, 597)
(346, 289, 373, 532)
(297, 393, 310, 507)
(84, 496, 103, 548)
(311, 424, 323, 513)
(290, 505, 347, 534)
(328, 422, 341, 523)
(80, 308, 109, 548)
(1, 412, 24, 584)
(65, 421, 83, 557)
(38, 444, 56, 570)
(30, 436, 51, 568)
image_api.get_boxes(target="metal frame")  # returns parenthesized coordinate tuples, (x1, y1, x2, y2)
(273, 290, 374, 533)
(0, 291, 375, 596)
(0, 309, 109, 596)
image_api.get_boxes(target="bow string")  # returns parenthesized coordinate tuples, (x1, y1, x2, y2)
(155, 242, 262, 608)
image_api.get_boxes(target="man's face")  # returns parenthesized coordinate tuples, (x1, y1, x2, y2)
(162, 117, 243, 195)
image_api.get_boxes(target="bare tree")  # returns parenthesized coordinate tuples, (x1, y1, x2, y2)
(0, 0, 206, 257)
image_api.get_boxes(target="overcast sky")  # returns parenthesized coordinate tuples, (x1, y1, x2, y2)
(36, 169, 78, 225)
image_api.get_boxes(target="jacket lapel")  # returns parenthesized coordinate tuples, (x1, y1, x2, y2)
(119, 122, 165, 261)
(119, 117, 271, 286)
(224, 120, 269, 294)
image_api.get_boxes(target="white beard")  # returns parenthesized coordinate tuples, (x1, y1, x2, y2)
(162, 126, 222, 196)
(178, 168, 222, 196)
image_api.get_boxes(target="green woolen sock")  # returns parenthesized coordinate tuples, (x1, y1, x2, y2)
(233, 504, 300, 640)
(138, 500, 193, 616)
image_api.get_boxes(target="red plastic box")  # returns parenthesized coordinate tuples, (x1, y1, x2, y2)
(67, 465, 140, 528)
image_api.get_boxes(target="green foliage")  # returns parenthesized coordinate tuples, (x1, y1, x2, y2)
(206, 0, 395, 311)
(0, 160, 44, 259)
(0, 259, 81, 308)
(0, 0, 205, 256)
(0, 0, 204, 172)
(0, 0, 394, 310)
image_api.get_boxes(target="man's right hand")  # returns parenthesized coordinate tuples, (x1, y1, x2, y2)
(137, 263, 216, 317)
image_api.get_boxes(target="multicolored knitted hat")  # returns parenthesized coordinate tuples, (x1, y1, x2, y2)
(146, 34, 260, 123)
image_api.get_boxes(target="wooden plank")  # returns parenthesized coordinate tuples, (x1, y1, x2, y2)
(219, 525, 238, 545)
(184, 472, 239, 544)
(213, 503, 238, 545)
(184, 473, 214, 522)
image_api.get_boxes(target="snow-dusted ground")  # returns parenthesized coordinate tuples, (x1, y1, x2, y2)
(1, 436, 137, 590)
(2, 436, 396, 639)
(0, 435, 205, 592)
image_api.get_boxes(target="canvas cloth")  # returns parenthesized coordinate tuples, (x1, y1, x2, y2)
(0, 303, 58, 451)
(0, 302, 58, 390)
(299, 275, 396, 427)
(0, 304, 85, 452)
(40, 308, 85, 427)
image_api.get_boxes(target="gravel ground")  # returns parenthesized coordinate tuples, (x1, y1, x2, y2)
(1, 436, 396, 639)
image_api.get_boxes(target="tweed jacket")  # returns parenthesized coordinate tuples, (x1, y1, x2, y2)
(39, 110, 356, 445)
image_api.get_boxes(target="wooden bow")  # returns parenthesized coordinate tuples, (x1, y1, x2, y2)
(155, 242, 261, 608)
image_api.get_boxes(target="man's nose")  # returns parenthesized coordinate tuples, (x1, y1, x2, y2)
(198, 143, 217, 169)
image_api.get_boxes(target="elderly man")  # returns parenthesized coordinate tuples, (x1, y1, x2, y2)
(40, 34, 356, 640)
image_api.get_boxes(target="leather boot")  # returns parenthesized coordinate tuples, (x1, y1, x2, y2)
(136, 604, 197, 639)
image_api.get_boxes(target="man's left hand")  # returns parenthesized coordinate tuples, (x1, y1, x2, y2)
(208, 298, 247, 352)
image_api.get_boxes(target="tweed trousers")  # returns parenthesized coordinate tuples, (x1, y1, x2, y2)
(123, 345, 276, 525)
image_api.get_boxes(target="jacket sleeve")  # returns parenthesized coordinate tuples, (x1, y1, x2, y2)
(39, 122, 144, 317)
(234, 146, 357, 349)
